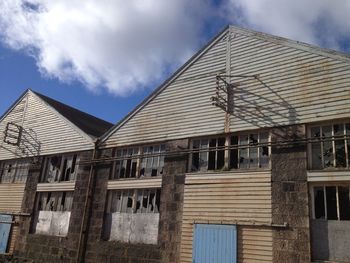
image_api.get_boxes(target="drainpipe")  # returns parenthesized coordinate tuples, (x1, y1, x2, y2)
(76, 139, 98, 263)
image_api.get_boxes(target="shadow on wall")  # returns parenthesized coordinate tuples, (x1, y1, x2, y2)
(230, 76, 300, 140)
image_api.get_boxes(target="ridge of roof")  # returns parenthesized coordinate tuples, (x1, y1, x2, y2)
(32, 91, 113, 138)
(98, 24, 350, 144)
(99, 25, 230, 143)
(228, 25, 350, 62)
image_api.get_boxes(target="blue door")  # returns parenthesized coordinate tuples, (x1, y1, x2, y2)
(193, 224, 237, 263)
(0, 214, 12, 253)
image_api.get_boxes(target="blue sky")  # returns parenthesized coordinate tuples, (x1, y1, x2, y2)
(0, 0, 349, 124)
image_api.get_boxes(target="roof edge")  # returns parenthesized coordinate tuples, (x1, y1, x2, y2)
(0, 89, 30, 123)
(228, 25, 350, 62)
(99, 25, 230, 144)
(30, 90, 97, 145)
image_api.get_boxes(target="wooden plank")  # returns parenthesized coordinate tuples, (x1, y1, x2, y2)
(107, 177, 162, 190)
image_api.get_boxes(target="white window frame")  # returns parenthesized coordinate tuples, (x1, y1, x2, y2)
(189, 130, 271, 172)
(110, 144, 166, 180)
(0, 158, 31, 183)
(106, 188, 161, 214)
(308, 120, 350, 170)
(310, 183, 350, 221)
(40, 153, 79, 183)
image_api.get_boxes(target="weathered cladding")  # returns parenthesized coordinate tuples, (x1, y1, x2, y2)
(103, 33, 228, 147)
(229, 32, 350, 132)
(0, 91, 94, 160)
(0, 184, 25, 212)
(180, 171, 273, 263)
(103, 27, 350, 148)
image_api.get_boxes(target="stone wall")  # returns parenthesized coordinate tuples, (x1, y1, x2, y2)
(13, 151, 93, 263)
(159, 139, 188, 263)
(83, 149, 161, 263)
(271, 125, 311, 263)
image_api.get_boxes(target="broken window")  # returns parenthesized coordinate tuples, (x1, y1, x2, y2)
(32, 191, 73, 236)
(40, 154, 79, 183)
(191, 132, 270, 172)
(107, 189, 160, 214)
(110, 144, 165, 180)
(111, 148, 138, 179)
(0, 158, 30, 183)
(309, 122, 350, 170)
(230, 131, 270, 169)
(191, 137, 225, 172)
(139, 145, 165, 177)
(104, 188, 161, 244)
(312, 185, 350, 221)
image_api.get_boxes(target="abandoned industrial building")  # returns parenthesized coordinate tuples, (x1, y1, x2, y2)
(1, 25, 350, 263)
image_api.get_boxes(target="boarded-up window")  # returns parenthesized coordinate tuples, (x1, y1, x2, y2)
(103, 189, 161, 244)
(32, 191, 73, 236)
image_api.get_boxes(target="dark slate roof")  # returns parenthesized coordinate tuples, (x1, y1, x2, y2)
(33, 91, 113, 138)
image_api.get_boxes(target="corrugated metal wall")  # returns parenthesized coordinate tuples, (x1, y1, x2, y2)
(103, 26, 350, 147)
(0, 91, 94, 160)
(180, 171, 273, 263)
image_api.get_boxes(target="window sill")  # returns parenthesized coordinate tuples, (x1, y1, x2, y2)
(307, 170, 350, 182)
(107, 177, 162, 190)
(186, 168, 271, 175)
(36, 181, 76, 192)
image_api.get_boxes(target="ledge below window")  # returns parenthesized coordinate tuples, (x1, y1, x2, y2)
(36, 181, 76, 192)
(107, 177, 162, 190)
(307, 170, 350, 182)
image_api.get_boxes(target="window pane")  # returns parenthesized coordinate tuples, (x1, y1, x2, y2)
(239, 135, 249, 168)
(208, 139, 217, 170)
(259, 132, 269, 168)
(217, 137, 225, 170)
(334, 124, 346, 167)
(111, 191, 122, 213)
(326, 186, 338, 220)
(339, 186, 350, 220)
(199, 140, 208, 171)
(314, 187, 325, 219)
(230, 136, 238, 169)
(311, 127, 322, 169)
(346, 123, 350, 168)
(322, 126, 334, 168)
(191, 140, 200, 172)
(249, 134, 258, 168)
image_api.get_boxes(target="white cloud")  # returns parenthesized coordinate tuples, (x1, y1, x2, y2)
(0, 0, 211, 95)
(225, 0, 350, 52)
